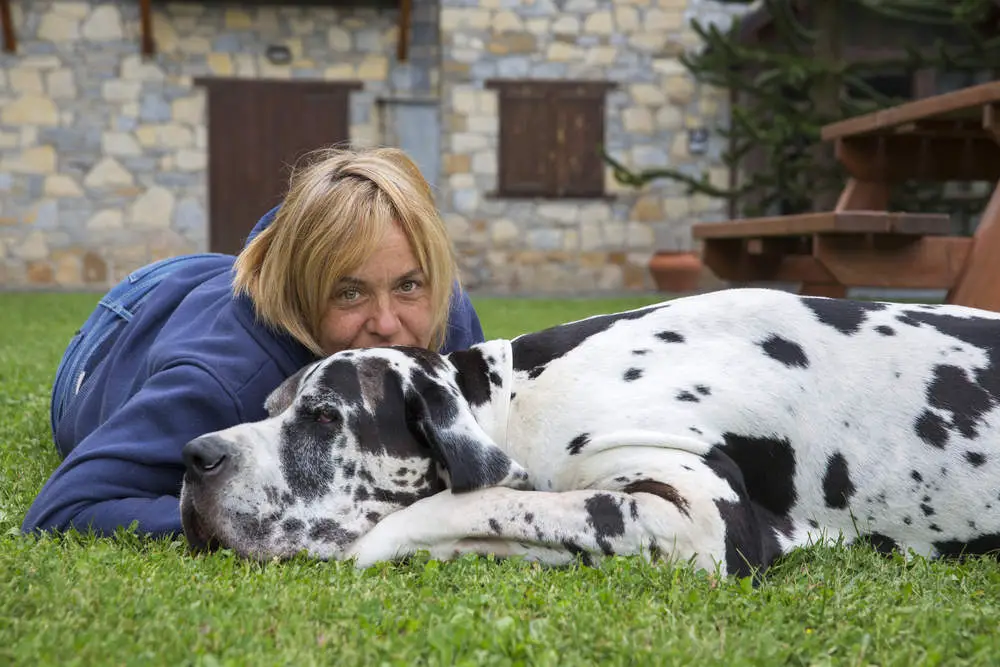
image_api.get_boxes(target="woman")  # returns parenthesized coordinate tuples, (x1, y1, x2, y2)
(21, 146, 485, 539)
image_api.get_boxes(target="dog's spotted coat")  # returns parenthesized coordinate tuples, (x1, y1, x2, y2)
(179, 287, 1000, 576)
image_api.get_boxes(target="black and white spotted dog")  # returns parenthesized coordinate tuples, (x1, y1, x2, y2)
(180, 287, 1000, 576)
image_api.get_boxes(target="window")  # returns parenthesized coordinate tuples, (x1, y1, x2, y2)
(485, 79, 614, 199)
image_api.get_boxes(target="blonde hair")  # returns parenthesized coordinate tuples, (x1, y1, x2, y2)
(233, 146, 459, 357)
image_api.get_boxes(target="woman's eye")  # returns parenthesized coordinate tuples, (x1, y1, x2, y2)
(398, 279, 420, 293)
(339, 287, 360, 302)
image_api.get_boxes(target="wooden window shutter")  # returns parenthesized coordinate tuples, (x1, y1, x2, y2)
(552, 83, 612, 198)
(490, 81, 555, 196)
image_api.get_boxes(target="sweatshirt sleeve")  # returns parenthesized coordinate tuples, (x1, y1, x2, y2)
(441, 285, 486, 354)
(21, 363, 243, 539)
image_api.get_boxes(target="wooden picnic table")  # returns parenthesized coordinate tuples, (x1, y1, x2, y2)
(691, 81, 1000, 309)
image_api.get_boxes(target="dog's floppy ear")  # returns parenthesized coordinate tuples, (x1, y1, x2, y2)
(405, 375, 530, 493)
(264, 362, 316, 417)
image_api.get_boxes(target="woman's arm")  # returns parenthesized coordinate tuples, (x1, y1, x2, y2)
(21, 364, 243, 539)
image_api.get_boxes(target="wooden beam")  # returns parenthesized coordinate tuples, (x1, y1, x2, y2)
(396, 0, 411, 62)
(984, 103, 1000, 145)
(0, 0, 16, 54)
(691, 211, 953, 240)
(821, 81, 1000, 140)
(835, 134, 1000, 182)
(140, 0, 155, 56)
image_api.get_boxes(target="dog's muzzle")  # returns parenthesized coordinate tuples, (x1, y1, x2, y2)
(180, 434, 236, 553)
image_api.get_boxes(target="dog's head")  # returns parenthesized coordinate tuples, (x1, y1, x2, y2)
(178, 346, 528, 561)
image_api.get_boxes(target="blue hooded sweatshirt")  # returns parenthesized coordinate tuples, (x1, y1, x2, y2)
(21, 207, 485, 538)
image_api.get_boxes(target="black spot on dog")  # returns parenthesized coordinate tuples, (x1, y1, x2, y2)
(966, 451, 987, 467)
(656, 330, 685, 344)
(562, 540, 594, 567)
(446, 347, 496, 409)
(308, 519, 357, 546)
(524, 513, 534, 524)
(366, 511, 381, 523)
(808, 519, 819, 529)
(920, 502, 935, 516)
(875, 325, 895, 336)
(926, 364, 992, 440)
(625, 479, 691, 518)
(632, 349, 650, 356)
(855, 532, 899, 555)
(354, 486, 370, 502)
(934, 534, 1000, 558)
(712, 433, 798, 516)
(567, 433, 590, 455)
(903, 516, 912, 525)
(897, 314, 921, 327)
(511, 304, 667, 379)
(911, 470, 923, 483)
(760, 334, 809, 369)
(282, 518, 304, 534)
(929, 524, 943, 533)
(800, 297, 887, 335)
(695, 385, 711, 396)
(488, 519, 502, 534)
(714, 498, 784, 581)
(676, 391, 699, 402)
(823, 452, 856, 509)
(585, 494, 625, 556)
(689, 427, 703, 435)
(915, 410, 949, 449)
(624, 368, 643, 381)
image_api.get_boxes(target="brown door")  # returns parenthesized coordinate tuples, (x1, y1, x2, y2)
(197, 78, 363, 255)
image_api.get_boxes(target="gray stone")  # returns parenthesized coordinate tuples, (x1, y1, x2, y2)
(173, 197, 205, 233)
(212, 33, 242, 53)
(497, 58, 531, 78)
(139, 95, 172, 122)
(33, 200, 59, 229)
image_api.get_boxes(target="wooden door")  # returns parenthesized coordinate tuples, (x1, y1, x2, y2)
(196, 78, 363, 255)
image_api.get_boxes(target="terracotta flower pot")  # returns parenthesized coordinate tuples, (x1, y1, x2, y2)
(648, 251, 702, 293)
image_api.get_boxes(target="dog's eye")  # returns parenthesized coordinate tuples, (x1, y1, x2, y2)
(304, 407, 338, 424)
(315, 410, 337, 424)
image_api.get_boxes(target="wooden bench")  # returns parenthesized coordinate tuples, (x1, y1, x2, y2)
(692, 81, 1000, 308)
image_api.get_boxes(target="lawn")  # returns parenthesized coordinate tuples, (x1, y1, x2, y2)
(3, 292, 1000, 666)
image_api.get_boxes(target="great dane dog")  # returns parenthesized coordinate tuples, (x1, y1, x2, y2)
(179, 287, 1000, 577)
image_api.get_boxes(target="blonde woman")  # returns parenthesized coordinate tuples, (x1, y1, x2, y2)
(23, 147, 484, 538)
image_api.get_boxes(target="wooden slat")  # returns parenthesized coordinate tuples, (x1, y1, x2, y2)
(700, 240, 836, 284)
(396, 0, 411, 62)
(946, 182, 1000, 311)
(821, 81, 1000, 140)
(816, 235, 972, 289)
(140, 0, 154, 56)
(835, 134, 1000, 182)
(0, 0, 15, 54)
(691, 211, 952, 240)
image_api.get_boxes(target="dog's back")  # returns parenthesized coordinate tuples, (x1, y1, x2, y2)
(505, 287, 1000, 562)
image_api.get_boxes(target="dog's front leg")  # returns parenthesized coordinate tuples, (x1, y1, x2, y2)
(344, 486, 730, 573)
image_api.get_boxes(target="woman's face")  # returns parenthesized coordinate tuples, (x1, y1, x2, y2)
(318, 224, 435, 356)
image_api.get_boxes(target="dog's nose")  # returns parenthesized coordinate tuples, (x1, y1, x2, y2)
(182, 435, 233, 478)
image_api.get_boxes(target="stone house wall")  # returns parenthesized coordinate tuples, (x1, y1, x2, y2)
(0, 0, 436, 287)
(438, 0, 745, 293)
(0, 0, 747, 293)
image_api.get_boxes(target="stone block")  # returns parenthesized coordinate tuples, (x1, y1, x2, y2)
(44, 174, 83, 197)
(82, 251, 108, 283)
(84, 157, 134, 188)
(82, 5, 124, 41)
(26, 260, 55, 285)
(2, 95, 59, 126)
(129, 186, 175, 229)
(38, 11, 80, 41)
(86, 209, 124, 231)
(3, 146, 57, 174)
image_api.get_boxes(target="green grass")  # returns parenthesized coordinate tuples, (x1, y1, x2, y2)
(3, 292, 1000, 666)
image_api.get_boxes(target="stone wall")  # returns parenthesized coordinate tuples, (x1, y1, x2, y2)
(0, 0, 748, 294)
(437, 0, 747, 293)
(0, 0, 435, 288)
